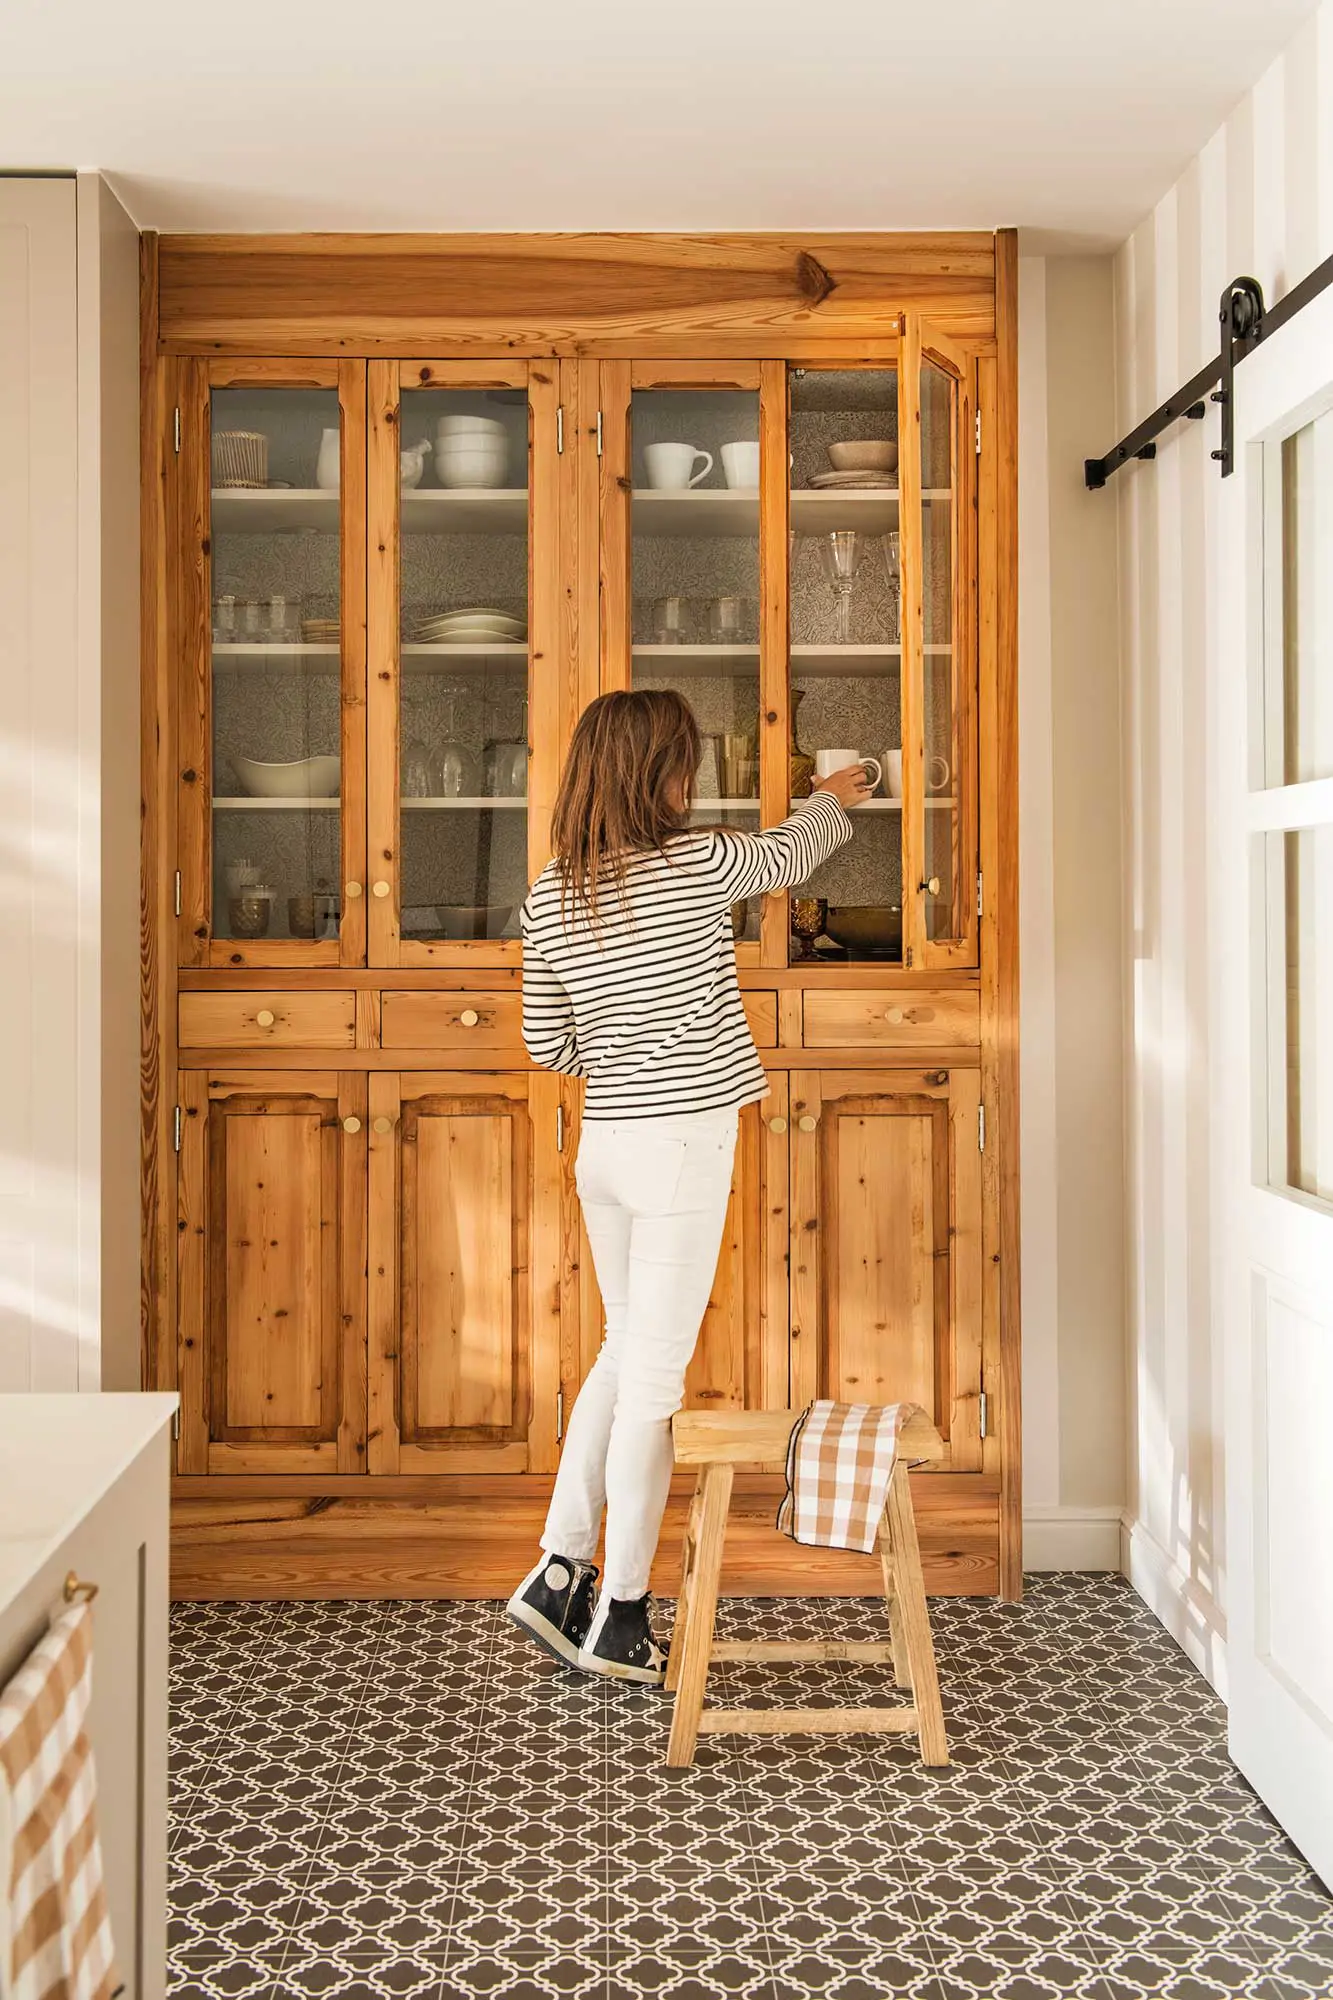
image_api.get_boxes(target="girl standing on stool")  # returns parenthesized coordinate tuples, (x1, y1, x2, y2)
(506, 689, 869, 1683)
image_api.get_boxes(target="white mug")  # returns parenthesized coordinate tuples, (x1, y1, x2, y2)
(927, 754, 951, 794)
(720, 440, 760, 489)
(816, 748, 882, 791)
(644, 441, 714, 490)
(882, 749, 903, 799)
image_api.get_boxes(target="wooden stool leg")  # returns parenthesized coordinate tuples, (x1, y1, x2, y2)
(665, 1463, 733, 1770)
(666, 1475, 705, 1694)
(876, 1525, 912, 1691)
(885, 1461, 949, 1767)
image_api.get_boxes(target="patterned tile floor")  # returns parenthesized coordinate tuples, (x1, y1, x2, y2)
(168, 1576, 1333, 2000)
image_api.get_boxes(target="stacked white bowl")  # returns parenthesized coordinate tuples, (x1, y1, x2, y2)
(435, 414, 510, 489)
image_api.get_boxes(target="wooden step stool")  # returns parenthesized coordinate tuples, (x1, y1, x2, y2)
(665, 1408, 950, 1771)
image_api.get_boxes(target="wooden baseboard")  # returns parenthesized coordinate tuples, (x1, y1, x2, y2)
(169, 1474, 1001, 1600)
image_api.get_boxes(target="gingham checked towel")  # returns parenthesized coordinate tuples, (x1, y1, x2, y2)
(776, 1400, 927, 1552)
(0, 1602, 117, 2000)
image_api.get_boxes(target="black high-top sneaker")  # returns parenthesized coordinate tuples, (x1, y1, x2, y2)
(507, 1553, 600, 1668)
(577, 1592, 669, 1686)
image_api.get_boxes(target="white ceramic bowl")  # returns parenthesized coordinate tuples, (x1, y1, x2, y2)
(435, 415, 507, 440)
(435, 440, 509, 490)
(827, 439, 898, 474)
(232, 754, 341, 799)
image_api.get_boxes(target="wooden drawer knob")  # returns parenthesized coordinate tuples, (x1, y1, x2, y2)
(767, 1116, 787, 1134)
(345, 880, 363, 899)
(798, 1114, 817, 1133)
(373, 1116, 393, 1136)
(372, 880, 391, 899)
(342, 1116, 362, 1134)
(886, 1007, 905, 1025)
(459, 1008, 480, 1028)
(921, 876, 941, 897)
(255, 1009, 276, 1028)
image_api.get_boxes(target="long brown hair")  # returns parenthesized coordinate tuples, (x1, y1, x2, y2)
(550, 689, 701, 919)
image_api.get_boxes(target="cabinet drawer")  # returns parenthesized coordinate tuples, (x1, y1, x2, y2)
(802, 988, 979, 1049)
(178, 991, 356, 1049)
(742, 992, 777, 1048)
(381, 990, 523, 1049)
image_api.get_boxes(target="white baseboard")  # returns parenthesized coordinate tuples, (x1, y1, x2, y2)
(1022, 1504, 1123, 1571)
(1122, 1515, 1228, 1698)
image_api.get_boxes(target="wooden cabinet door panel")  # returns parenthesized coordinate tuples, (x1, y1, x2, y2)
(790, 1068, 983, 1469)
(573, 1080, 790, 1419)
(371, 1072, 559, 1473)
(177, 1070, 367, 1474)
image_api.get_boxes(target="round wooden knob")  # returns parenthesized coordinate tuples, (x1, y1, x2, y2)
(342, 1116, 362, 1134)
(768, 1116, 787, 1134)
(798, 1114, 817, 1133)
(926, 876, 941, 896)
(460, 1008, 480, 1028)
(373, 1116, 393, 1136)
(885, 1007, 905, 1025)
(255, 1008, 276, 1028)
(372, 880, 391, 898)
(345, 880, 363, 899)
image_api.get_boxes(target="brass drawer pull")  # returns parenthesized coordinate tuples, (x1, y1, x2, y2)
(255, 1009, 276, 1028)
(767, 1116, 788, 1134)
(373, 1116, 394, 1136)
(342, 1115, 362, 1134)
(919, 876, 942, 896)
(797, 1114, 818, 1133)
(459, 1008, 480, 1028)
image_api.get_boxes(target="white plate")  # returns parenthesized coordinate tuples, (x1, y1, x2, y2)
(807, 470, 897, 490)
(426, 605, 523, 625)
(415, 619, 526, 641)
(416, 629, 528, 649)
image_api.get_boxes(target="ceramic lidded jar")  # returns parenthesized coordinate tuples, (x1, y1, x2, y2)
(315, 428, 340, 492)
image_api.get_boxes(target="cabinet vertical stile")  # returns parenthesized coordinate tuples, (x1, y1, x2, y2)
(366, 359, 557, 969)
(177, 358, 368, 968)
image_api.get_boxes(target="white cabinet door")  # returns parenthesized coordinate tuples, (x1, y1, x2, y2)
(1223, 279, 1333, 1888)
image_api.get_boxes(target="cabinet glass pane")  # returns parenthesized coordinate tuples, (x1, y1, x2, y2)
(1269, 828, 1333, 1206)
(398, 388, 529, 944)
(631, 388, 761, 940)
(921, 356, 962, 943)
(210, 387, 342, 942)
(1278, 414, 1333, 785)
(787, 367, 903, 964)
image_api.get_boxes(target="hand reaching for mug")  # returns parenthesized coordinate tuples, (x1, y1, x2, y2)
(813, 762, 876, 811)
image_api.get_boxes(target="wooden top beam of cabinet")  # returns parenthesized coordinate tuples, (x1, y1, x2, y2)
(154, 232, 997, 356)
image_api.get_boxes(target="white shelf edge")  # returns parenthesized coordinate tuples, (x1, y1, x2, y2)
(214, 796, 340, 810)
(400, 797, 527, 810)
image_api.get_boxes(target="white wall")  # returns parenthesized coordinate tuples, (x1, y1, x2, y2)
(0, 176, 139, 1393)
(1114, 0, 1333, 1686)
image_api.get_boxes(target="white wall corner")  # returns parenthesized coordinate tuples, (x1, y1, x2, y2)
(1022, 1504, 1124, 1573)
(1123, 1513, 1228, 1698)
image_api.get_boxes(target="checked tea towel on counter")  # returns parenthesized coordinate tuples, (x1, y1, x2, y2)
(777, 1400, 928, 1551)
(0, 1602, 117, 2000)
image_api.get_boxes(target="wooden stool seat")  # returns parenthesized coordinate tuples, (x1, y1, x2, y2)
(665, 1408, 950, 1770)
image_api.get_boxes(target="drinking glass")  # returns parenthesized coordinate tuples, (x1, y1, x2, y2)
(819, 530, 866, 644)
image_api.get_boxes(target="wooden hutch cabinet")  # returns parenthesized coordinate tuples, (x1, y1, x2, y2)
(142, 232, 1019, 1600)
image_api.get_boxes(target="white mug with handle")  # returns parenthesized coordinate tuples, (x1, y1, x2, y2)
(815, 748, 882, 791)
(643, 442, 715, 490)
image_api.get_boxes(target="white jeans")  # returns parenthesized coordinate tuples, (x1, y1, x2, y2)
(541, 1106, 739, 1599)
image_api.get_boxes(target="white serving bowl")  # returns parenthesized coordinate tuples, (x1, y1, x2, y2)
(233, 754, 341, 799)
(828, 439, 898, 474)
(435, 415, 507, 440)
(435, 440, 509, 490)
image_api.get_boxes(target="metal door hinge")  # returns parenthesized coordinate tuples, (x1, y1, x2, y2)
(173, 1105, 182, 1153)
(978, 1103, 986, 1152)
(174, 870, 182, 918)
(557, 1389, 565, 1441)
(979, 1390, 989, 1439)
(596, 410, 604, 457)
(556, 1105, 565, 1153)
(975, 408, 982, 455)
(556, 405, 564, 455)
(173, 407, 181, 454)
(976, 869, 983, 918)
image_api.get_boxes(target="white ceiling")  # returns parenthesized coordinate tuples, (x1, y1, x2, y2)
(2, 0, 1316, 243)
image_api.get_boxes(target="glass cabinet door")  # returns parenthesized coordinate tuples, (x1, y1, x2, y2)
(786, 364, 906, 965)
(600, 365, 767, 948)
(368, 362, 556, 965)
(902, 318, 979, 967)
(179, 362, 365, 965)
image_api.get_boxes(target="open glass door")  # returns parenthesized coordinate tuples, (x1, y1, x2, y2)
(1227, 280, 1333, 1887)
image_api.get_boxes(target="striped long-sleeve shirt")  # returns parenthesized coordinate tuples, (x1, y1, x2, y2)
(520, 791, 851, 1119)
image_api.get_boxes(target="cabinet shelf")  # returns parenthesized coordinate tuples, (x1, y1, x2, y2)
(211, 488, 531, 535)
(633, 644, 951, 678)
(214, 796, 340, 810)
(401, 643, 528, 672)
(630, 488, 950, 538)
(212, 644, 340, 672)
(400, 797, 527, 810)
(401, 489, 529, 534)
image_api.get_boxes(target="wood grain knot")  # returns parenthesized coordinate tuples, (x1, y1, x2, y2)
(794, 252, 836, 306)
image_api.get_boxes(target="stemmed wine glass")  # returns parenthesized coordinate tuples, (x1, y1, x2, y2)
(819, 530, 865, 644)
(882, 530, 902, 641)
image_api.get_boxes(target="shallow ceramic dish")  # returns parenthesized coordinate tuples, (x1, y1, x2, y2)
(436, 904, 514, 940)
(232, 753, 340, 799)
(823, 904, 902, 953)
(435, 414, 507, 439)
(828, 439, 898, 474)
